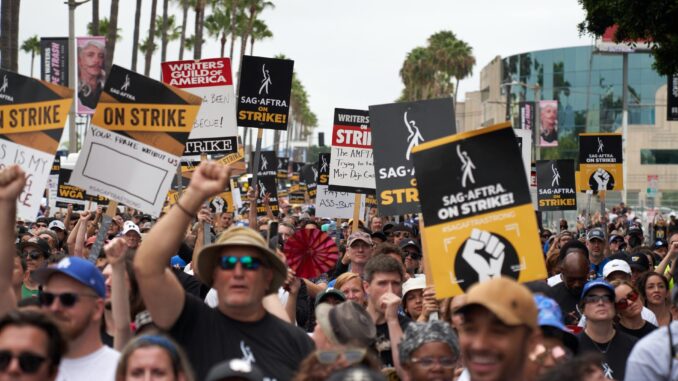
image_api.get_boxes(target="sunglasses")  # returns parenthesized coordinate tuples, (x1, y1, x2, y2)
(392, 232, 411, 238)
(405, 252, 422, 260)
(23, 250, 43, 260)
(38, 291, 98, 308)
(583, 294, 614, 305)
(615, 290, 639, 310)
(315, 348, 366, 365)
(410, 356, 457, 369)
(0, 350, 47, 373)
(219, 256, 263, 271)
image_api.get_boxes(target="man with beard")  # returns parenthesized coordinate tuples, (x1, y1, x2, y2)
(33, 256, 119, 380)
(585, 228, 608, 278)
(549, 240, 591, 327)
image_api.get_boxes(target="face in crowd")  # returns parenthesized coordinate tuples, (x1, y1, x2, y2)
(560, 250, 589, 297)
(213, 247, 273, 312)
(348, 239, 373, 267)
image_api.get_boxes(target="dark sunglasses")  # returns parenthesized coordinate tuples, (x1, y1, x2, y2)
(405, 252, 422, 260)
(23, 250, 43, 260)
(615, 291, 639, 310)
(38, 291, 98, 308)
(392, 232, 411, 238)
(583, 294, 614, 305)
(316, 348, 366, 365)
(219, 256, 263, 271)
(0, 350, 47, 373)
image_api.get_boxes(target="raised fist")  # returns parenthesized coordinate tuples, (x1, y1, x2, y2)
(461, 228, 505, 281)
(211, 197, 225, 213)
(593, 168, 610, 191)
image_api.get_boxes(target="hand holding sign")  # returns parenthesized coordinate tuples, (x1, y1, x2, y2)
(0, 165, 26, 203)
(462, 229, 506, 282)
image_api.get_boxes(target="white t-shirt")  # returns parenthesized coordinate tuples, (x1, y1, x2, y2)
(547, 273, 563, 287)
(57, 346, 120, 381)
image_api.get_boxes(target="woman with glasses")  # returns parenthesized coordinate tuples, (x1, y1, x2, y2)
(611, 280, 657, 339)
(115, 335, 194, 381)
(637, 272, 673, 327)
(398, 320, 460, 381)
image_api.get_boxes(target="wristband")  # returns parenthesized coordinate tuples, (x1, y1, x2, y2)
(175, 202, 196, 219)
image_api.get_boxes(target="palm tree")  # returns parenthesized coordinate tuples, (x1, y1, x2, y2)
(249, 18, 272, 55)
(160, 0, 169, 62)
(229, 0, 239, 60)
(131, 0, 142, 71)
(104, 0, 120, 72)
(427, 31, 475, 101)
(238, 0, 273, 63)
(20, 35, 40, 77)
(193, 0, 206, 59)
(87, 18, 122, 39)
(205, 3, 231, 57)
(172, 0, 192, 60)
(91, 0, 99, 36)
(144, 0, 158, 76)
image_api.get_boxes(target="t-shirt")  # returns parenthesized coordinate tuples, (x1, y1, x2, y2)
(577, 330, 637, 380)
(21, 283, 39, 299)
(550, 282, 581, 326)
(625, 321, 678, 381)
(374, 314, 411, 368)
(616, 321, 657, 340)
(170, 293, 314, 381)
(56, 345, 120, 381)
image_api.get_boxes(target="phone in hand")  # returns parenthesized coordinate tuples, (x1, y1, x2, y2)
(268, 221, 278, 244)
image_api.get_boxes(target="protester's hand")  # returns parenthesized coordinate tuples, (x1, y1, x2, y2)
(669, 241, 678, 261)
(263, 192, 272, 206)
(0, 165, 26, 202)
(421, 287, 439, 318)
(462, 229, 505, 281)
(247, 186, 259, 203)
(593, 169, 610, 190)
(67, 203, 73, 214)
(79, 211, 92, 222)
(104, 238, 127, 267)
(284, 269, 301, 295)
(341, 251, 351, 265)
(380, 292, 401, 321)
(197, 207, 212, 225)
(96, 206, 103, 217)
(188, 161, 230, 200)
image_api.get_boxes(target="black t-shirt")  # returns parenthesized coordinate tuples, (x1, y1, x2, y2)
(616, 321, 657, 340)
(169, 293, 314, 381)
(550, 282, 581, 326)
(577, 330, 638, 380)
(374, 314, 411, 368)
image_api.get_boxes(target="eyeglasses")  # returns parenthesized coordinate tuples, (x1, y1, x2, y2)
(529, 344, 572, 364)
(23, 250, 43, 260)
(410, 356, 457, 369)
(0, 351, 47, 373)
(219, 256, 263, 271)
(615, 290, 640, 310)
(38, 291, 98, 308)
(315, 348, 366, 365)
(405, 252, 422, 260)
(583, 294, 614, 305)
(35, 223, 47, 228)
(392, 232, 411, 238)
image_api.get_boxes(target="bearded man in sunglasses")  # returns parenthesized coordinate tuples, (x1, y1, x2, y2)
(0, 310, 67, 381)
(576, 279, 637, 381)
(134, 162, 314, 381)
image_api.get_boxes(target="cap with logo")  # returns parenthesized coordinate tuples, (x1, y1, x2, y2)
(602, 259, 632, 279)
(628, 253, 651, 272)
(399, 239, 421, 253)
(580, 279, 614, 302)
(458, 277, 538, 329)
(347, 231, 372, 247)
(48, 220, 66, 231)
(609, 234, 624, 244)
(19, 237, 51, 258)
(586, 228, 605, 242)
(205, 359, 264, 381)
(122, 221, 142, 236)
(32, 256, 106, 298)
(653, 239, 668, 250)
(627, 225, 643, 236)
(534, 295, 578, 353)
(315, 288, 346, 305)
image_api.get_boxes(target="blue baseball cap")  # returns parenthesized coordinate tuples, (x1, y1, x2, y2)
(580, 279, 614, 301)
(33, 256, 106, 298)
(534, 295, 567, 332)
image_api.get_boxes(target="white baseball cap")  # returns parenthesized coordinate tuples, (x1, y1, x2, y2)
(402, 276, 426, 298)
(122, 221, 141, 236)
(603, 259, 631, 279)
(48, 220, 66, 231)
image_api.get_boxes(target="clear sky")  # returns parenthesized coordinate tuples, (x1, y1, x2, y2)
(17, 0, 593, 149)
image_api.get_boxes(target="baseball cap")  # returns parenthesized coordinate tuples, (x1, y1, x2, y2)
(627, 225, 643, 236)
(458, 277, 538, 329)
(122, 221, 141, 236)
(402, 276, 426, 299)
(370, 231, 387, 242)
(315, 288, 346, 305)
(327, 367, 386, 381)
(399, 239, 421, 253)
(48, 220, 66, 231)
(19, 237, 51, 258)
(196, 227, 286, 293)
(653, 239, 668, 250)
(602, 259, 632, 278)
(586, 228, 605, 242)
(580, 279, 614, 302)
(315, 301, 376, 347)
(390, 223, 414, 236)
(609, 234, 624, 244)
(534, 295, 578, 353)
(347, 231, 372, 247)
(205, 359, 264, 381)
(32, 256, 106, 298)
(628, 253, 651, 272)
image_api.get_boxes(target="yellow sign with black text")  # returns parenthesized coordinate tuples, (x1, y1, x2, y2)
(411, 123, 546, 298)
(578, 133, 623, 191)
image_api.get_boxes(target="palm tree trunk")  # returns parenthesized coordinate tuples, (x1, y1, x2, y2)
(91, 0, 99, 35)
(30, 52, 34, 77)
(0, 0, 11, 70)
(193, 0, 205, 59)
(161, 0, 169, 62)
(105, 0, 120, 73)
(249, 37, 254, 55)
(131, 0, 142, 71)
(9, 0, 20, 72)
(454, 77, 460, 102)
(144, 0, 158, 76)
(228, 0, 238, 60)
(178, 0, 188, 60)
(220, 33, 226, 58)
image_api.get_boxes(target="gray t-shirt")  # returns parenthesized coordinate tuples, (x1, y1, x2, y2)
(625, 321, 678, 381)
